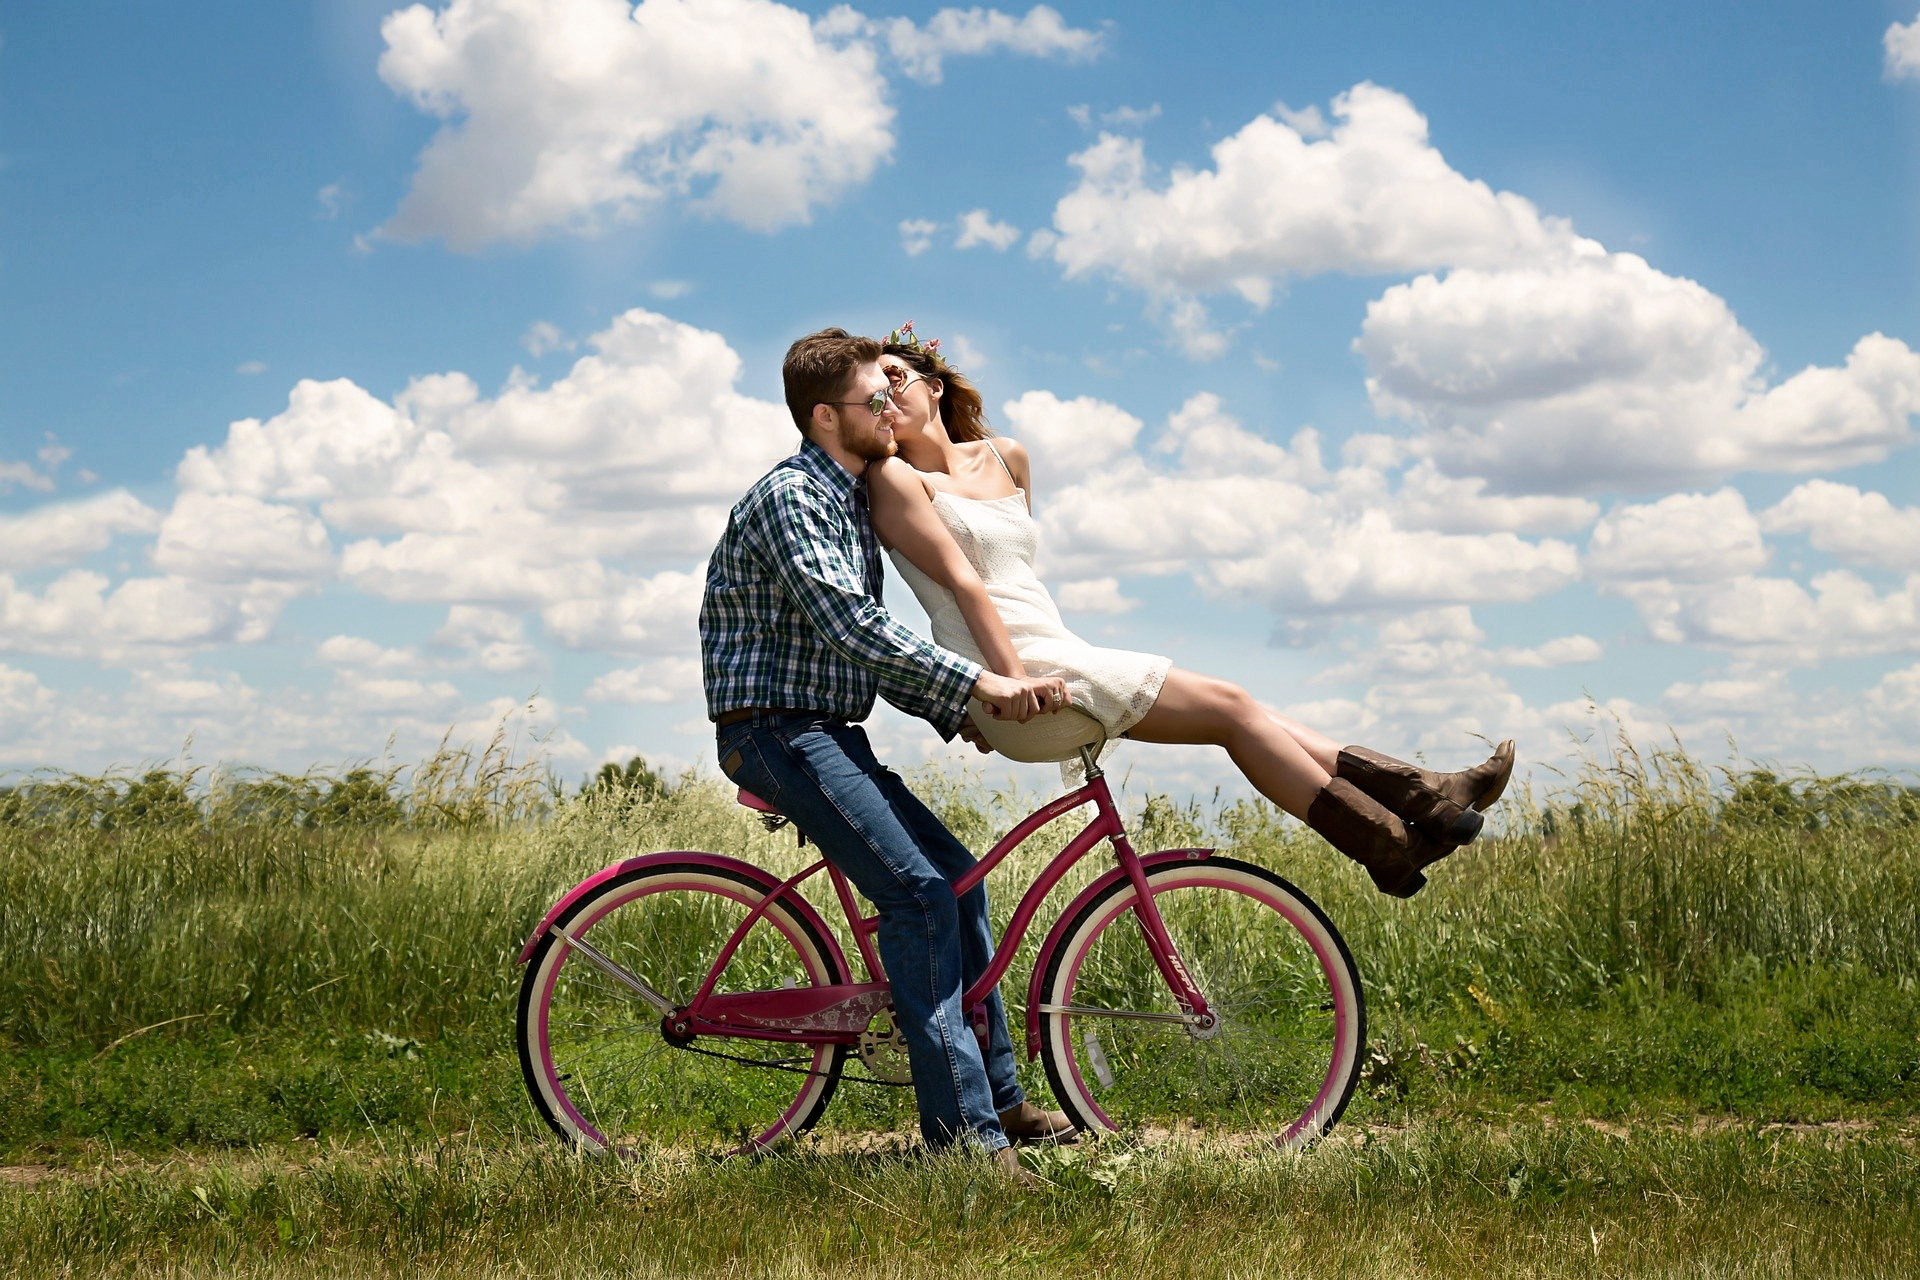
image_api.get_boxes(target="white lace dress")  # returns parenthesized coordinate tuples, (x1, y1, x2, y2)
(888, 483, 1172, 765)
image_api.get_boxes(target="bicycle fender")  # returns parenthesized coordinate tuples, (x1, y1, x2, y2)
(516, 850, 848, 971)
(1022, 848, 1214, 1058)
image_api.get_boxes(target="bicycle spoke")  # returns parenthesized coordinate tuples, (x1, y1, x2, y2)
(519, 865, 849, 1154)
(1037, 860, 1363, 1147)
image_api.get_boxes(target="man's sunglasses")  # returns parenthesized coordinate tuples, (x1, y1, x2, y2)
(819, 385, 897, 417)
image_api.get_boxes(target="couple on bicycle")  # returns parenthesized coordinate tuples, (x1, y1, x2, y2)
(699, 325, 1514, 1172)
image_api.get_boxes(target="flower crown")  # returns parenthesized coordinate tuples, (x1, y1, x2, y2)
(883, 319, 941, 360)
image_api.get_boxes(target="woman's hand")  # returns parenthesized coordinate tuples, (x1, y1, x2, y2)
(972, 673, 1071, 723)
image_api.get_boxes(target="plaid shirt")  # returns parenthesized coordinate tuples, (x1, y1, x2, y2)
(700, 439, 982, 737)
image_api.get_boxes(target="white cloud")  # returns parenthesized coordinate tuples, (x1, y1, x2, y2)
(340, 531, 609, 606)
(176, 378, 419, 505)
(899, 217, 940, 256)
(1202, 512, 1580, 614)
(1068, 103, 1159, 130)
(1390, 461, 1599, 535)
(434, 605, 541, 672)
(1054, 577, 1137, 614)
(830, 4, 1102, 85)
(377, 0, 895, 247)
(1761, 480, 1920, 572)
(1004, 390, 1580, 614)
(136, 667, 260, 716)
(236, 360, 267, 376)
(1044, 83, 1570, 328)
(408, 309, 791, 507)
(152, 492, 335, 583)
(1360, 253, 1920, 492)
(376, 1, 1099, 249)
(333, 669, 463, 714)
(0, 659, 598, 779)
(1886, 12, 1920, 80)
(522, 320, 572, 357)
(317, 635, 420, 670)
(1154, 393, 1325, 482)
(1000, 389, 1144, 478)
(648, 279, 693, 300)
(1613, 571, 1920, 665)
(1584, 489, 1767, 584)
(585, 655, 701, 703)
(316, 181, 348, 220)
(0, 571, 302, 662)
(542, 568, 704, 655)
(0, 457, 55, 494)
(179, 310, 786, 621)
(0, 490, 163, 572)
(943, 332, 988, 370)
(1497, 634, 1603, 668)
(16, 307, 783, 670)
(955, 208, 1020, 252)
(1099, 103, 1159, 128)
(1036, 81, 1920, 495)
(0, 662, 54, 719)
(1315, 606, 1597, 690)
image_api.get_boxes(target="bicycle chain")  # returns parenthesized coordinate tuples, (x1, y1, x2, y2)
(666, 1038, 914, 1087)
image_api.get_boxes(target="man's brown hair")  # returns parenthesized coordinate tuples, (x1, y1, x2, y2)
(782, 328, 883, 434)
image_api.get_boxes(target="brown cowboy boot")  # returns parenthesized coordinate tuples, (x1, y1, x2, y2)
(1335, 740, 1516, 844)
(1304, 778, 1442, 898)
(998, 1100, 1077, 1145)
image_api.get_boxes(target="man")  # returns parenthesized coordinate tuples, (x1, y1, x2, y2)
(700, 327, 1075, 1174)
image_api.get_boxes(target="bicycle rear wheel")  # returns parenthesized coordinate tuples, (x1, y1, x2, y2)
(517, 860, 850, 1155)
(1036, 857, 1364, 1149)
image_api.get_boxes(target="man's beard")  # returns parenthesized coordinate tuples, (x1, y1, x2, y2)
(838, 418, 898, 463)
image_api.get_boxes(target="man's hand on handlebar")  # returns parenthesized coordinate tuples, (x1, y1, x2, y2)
(971, 672, 1071, 724)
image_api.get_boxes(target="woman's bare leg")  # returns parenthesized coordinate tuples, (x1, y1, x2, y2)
(1263, 711, 1341, 773)
(1125, 668, 1329, 817)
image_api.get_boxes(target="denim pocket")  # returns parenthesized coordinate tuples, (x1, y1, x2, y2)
(719, 729, 782, 806)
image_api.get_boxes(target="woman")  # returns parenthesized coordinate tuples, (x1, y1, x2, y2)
(866, 324, 1514, 897)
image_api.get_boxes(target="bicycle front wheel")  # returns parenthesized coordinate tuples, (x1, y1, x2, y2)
(517, 860, 850, 1155)
(1036, 857, 1364, 1149)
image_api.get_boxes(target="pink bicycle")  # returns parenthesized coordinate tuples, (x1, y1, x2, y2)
(516, 739, 1365, 1154)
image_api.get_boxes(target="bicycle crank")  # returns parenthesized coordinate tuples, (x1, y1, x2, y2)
(857, 1011, 913, 1084)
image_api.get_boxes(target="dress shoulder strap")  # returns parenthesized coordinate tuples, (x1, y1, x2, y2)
(983, 439, 1016, 484)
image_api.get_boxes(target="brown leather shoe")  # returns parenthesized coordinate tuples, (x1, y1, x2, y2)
(1305, 778, 1439, 898)
(994, 1145, 1041, 1187)
(998, 1100, 1077, 1144)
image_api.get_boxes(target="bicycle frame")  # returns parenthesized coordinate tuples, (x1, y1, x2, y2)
(671, 750, 1216, 1047)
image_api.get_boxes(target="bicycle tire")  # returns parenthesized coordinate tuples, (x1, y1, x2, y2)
(1035, 857, 1364, 1149)
(518, 860, 851, 1155)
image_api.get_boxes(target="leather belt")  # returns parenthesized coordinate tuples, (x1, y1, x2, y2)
(714, 707, 825, 729)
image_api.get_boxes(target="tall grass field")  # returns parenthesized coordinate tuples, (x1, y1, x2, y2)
(3, 736, 1917, 1276)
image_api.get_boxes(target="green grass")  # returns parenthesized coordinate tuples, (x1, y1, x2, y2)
(3, 738, 1918, 1273)
(4, 1124, 1916, 1277)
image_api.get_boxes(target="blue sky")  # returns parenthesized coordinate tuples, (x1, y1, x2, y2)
(3, 1, 1918, 797)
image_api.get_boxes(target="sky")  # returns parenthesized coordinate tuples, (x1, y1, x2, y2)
(2, 1, 1918, 801)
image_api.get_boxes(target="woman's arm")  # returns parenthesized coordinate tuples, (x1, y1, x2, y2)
(867, 458, 1028, 680)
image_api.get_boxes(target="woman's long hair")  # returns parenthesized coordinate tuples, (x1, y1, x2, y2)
(880, 341, 992, 443)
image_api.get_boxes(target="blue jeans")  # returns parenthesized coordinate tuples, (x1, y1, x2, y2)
(716, 712, 1023, 1150)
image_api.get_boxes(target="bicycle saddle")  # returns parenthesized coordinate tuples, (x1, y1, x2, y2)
(735, 788, 778, 813)
(966, 703, 1108, 764)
